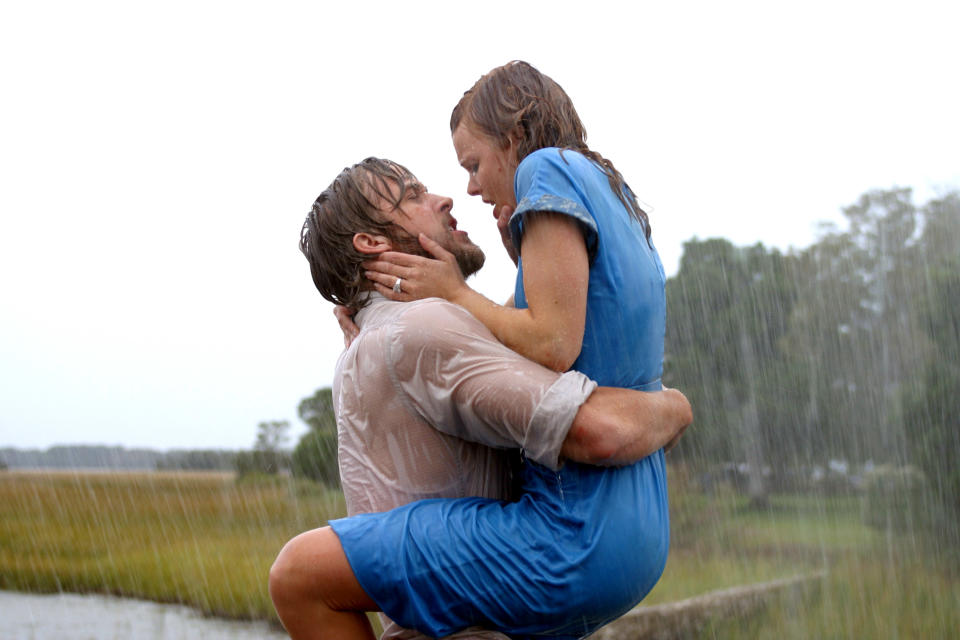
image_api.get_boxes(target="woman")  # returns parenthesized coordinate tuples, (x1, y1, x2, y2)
(278, 61, 673, 639)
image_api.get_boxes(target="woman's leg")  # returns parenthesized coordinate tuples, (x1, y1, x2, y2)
(269, 526, 379, 640)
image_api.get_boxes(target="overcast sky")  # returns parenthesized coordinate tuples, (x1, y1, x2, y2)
(1, 1, 958, 451)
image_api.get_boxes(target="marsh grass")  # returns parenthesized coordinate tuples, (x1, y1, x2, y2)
(0, 470, 345, 621)
(2, 467, 957, 637)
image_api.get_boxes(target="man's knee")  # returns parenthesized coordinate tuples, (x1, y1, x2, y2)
(269, 526, 376, 612)
(269, 535, 301, 607)
(270, 527, 325, 606)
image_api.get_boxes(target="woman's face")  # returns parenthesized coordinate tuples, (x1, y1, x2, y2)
(452, 123, 518, 220)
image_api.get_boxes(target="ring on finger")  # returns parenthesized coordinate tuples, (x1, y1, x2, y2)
(392, 277, 403, 294)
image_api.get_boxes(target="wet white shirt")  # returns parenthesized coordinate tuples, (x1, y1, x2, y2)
(332, 294, 596, 640)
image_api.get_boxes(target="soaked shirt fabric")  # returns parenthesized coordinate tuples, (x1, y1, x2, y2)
(329, 294, 597, 640)
(508, 147, 671, 629)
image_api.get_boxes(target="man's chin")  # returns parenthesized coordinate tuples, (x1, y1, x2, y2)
(456, 246, 486, 279)
(392, 233, 484, 278)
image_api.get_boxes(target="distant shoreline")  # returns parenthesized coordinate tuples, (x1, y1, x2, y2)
(4, 467, 235, 479)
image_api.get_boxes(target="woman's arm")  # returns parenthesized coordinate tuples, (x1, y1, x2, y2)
(364, 211, 588, 372)
(483, 211, 587, 371)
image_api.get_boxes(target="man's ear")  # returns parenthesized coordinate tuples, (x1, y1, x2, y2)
(353, 232, 392, 255)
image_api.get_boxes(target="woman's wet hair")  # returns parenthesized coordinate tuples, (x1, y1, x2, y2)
(300, 157, 416, 309)
(451, 60, 651, 241)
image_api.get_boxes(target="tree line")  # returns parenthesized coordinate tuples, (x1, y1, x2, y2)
(0, 446, 237, 471)
(664, 188, 958, 523)
(233, 389, 339, 488)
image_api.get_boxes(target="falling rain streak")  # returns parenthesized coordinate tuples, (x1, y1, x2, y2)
(1, 187, 958, 638)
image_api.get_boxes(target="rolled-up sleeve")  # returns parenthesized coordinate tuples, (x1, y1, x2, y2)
(385, 300, 597, 470)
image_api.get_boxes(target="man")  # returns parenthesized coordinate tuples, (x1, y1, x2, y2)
(269, 158, 692, 640)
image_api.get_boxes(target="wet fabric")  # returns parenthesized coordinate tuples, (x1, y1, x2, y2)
(329, 295, 596, 640)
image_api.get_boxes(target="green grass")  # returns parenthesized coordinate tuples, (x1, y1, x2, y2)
(648, 466, 960, 638)
(0, 470, 345, 621)
(2, 467, 957, 638)
(693, 554, 960, 639)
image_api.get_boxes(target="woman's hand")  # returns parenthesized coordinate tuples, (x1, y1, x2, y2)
(334, 305, 360, 348)
(495, 204, 519, 266)
(363, 234, 470, 304)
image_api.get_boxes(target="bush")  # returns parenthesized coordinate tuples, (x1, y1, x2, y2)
(291, 429, 339, 488)
(234, 449, 289, 477)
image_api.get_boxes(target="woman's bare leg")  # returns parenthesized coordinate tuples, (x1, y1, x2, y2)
(269, 526, 379, 640)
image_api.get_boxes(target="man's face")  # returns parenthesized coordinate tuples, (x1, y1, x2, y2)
(378, 177, 486, 277)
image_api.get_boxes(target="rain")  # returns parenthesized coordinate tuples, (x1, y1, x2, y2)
(3, 190, 957, 638)
(2, 1, 959, 638)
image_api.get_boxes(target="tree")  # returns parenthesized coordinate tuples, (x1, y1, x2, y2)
(234, 420, 290, 477)
(903, 193, 960, 524)
(843, 188, 929, 461)
(291, 388, 340, 487)
(665, 238, 801, 505)
(666, 188, 958, 509)
(255, 420, 290, 456)
(783, 229, 875, 464)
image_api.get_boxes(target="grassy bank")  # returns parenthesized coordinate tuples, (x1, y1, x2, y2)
(649, 468, 960, 638)
(2, 468, 957, 636)
(0, 470, 344, 621)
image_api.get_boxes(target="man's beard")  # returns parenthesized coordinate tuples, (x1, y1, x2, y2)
(389, 229, 486, 278)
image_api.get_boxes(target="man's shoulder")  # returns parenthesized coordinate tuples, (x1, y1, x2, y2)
(358, 297, 493, 355)
(349, 298, 501, 397)
(388, 298, 491, 344)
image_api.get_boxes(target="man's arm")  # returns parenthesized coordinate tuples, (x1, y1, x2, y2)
(561, 387, 692, 466)
(390, 301, 690, 469)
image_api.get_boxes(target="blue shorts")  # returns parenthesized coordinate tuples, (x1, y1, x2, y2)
(330, 454, 670, 639)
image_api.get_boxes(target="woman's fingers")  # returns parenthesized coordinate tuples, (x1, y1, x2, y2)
(362, 242, 467, 302)
(363, 251, 425, 270)
(333, 305, 360, 348)
(365, 270, 407, 300)
(418, 234, 456, 263)
(495, 205, 519, 265)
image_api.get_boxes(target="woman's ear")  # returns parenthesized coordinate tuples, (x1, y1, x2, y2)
(352, 232, 392, 255)
(508, 125, 524, 150)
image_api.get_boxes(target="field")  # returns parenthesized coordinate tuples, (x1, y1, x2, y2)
(0, 470, 343, 621)
(1, 468, 958, 637)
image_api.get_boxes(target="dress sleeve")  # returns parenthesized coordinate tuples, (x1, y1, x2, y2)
(384, 301, 597, 470)
(509, 149, 599, 261)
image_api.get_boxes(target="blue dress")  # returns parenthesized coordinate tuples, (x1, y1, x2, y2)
(331, 148, 669, 639)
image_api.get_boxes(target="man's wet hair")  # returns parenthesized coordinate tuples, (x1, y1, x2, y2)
(300, 157, 417, 309)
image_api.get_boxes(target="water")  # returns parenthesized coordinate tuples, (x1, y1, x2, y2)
(0, 591, 289, 640)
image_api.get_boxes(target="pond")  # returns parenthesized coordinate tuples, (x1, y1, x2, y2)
(0, 591, 289, 640)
